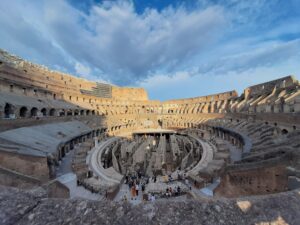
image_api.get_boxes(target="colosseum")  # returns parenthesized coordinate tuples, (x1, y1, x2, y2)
(0, 49, 299, 225)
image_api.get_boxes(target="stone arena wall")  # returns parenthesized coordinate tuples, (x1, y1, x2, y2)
(0, 150, 49, 182)
(45, 180, 70, 199)
(0, 50, 148, 102)
(214, 162, 289, 197)
(0, 166, 41, 189)
(0, 49, 299, 199)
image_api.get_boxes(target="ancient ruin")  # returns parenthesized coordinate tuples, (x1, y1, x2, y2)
(0, 49, 300, 224)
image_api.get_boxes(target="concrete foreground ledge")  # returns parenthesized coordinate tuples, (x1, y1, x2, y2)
(1, 185, 299, 225)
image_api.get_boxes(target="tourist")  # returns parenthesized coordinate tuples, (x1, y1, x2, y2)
(151, 194, 155, 202)
(168, 174, 172, 182)
(128, 180, 132, 190)
(136, 183, 139, 196)
(174, 187, 178, 196)
(178, 173, 181, 180)
(131, 184, 136, 199)
(169, 187, 173, 196)
(141, 183, 145, 192)
(165, 188, 169, 197)
(185, 178, 189, 186)
(177, 186, 181, 195)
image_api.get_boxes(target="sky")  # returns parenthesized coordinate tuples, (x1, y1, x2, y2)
(0, 0, 299, 100)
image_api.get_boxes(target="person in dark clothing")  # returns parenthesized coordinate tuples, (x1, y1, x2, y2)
(177, 186, 181, 195)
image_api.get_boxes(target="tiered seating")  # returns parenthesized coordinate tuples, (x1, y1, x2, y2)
(205, 118, 300, 163)
(183, 130, 228, 183)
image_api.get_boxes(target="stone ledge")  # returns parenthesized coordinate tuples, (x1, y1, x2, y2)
(1, 185, 299, 225)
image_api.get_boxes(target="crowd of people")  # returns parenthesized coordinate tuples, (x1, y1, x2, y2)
(164, 186, 181, 197)
(124, 172, 149, 200)
(120, 171, 190, 203)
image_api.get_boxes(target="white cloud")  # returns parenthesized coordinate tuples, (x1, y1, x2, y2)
(140, 57, 300, 101)
(35, 0, 227, 84)
(194, 39, 300, 75)
(0, 0, 299, 100)
(75, 62, 91, 77)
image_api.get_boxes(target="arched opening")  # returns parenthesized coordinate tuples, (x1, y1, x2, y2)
(30, 107, 38, 117)
(61, 147, 65, 158)
(59, 110, 65, 117)
(80, 110, 84, 116)
(4, 103, 14, 118)
(86, 110, 90, 116)
(91, 110, 95, 115)
(41, 108, 47, 116)
(67, 110, 73, 116)
(19, 107, 28, 118)
(293, 125, 296, 130)
(281, 129, 288, 135)
(74, 110, 79, 116)
(49, 108, 56, 116)
(208, 105, 211, 113)
(158, 119, 163, 127)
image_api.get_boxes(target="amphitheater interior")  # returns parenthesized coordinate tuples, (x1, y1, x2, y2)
(0, 49, 300, 225)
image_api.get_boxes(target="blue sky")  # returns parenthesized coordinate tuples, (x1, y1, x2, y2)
(0, 0, 299, 100)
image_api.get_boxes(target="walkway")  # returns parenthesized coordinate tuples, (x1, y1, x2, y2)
(88, 137, 122, 185)
(187, 135, 214, 176)
(113, 182, 143, 205)
(56, 150, 74, 177)
(56, 148, 104, 200)
(57, 173, 103, 200)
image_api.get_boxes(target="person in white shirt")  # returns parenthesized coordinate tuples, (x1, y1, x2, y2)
(135, 184, 139, 196)
(151, 194, 155, 202)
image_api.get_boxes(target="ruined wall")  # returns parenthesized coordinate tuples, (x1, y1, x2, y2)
(45, 180, 70, 198)
(0, 166, 41, 189)
(214, 163, 288, 197)
(112, 86, 148, 101)
(0, 150, 49, 181)
(245, 76, 299, 97)
(0, 49, 148, 102)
